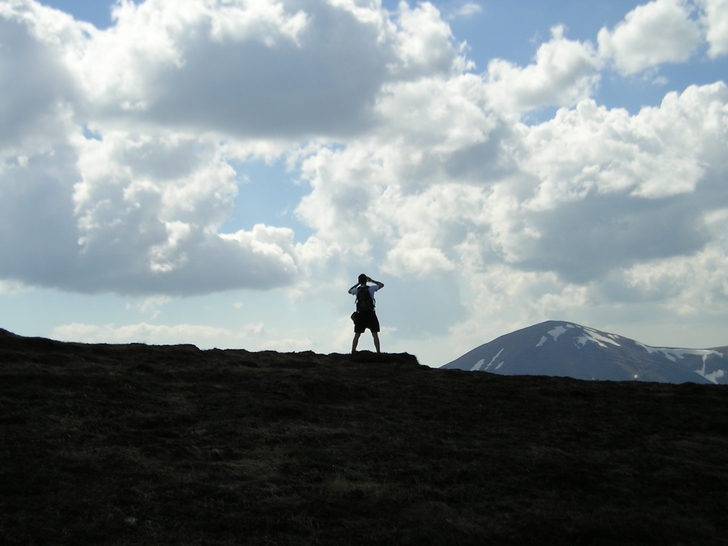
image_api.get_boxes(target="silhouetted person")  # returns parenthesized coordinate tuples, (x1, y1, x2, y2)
(349, 274, 384, 353)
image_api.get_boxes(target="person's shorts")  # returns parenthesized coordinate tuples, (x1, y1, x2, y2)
(353, 310, 380, 333)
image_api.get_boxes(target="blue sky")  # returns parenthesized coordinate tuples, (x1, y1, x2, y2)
(2, 0, 728, 365)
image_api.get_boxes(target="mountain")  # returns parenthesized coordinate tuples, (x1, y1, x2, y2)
(441, 320, 728, 384)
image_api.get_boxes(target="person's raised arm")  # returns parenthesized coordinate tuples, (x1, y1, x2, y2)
(368, 277, 384, 289)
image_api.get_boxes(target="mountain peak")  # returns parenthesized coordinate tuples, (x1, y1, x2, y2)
(442, 321, 727, 384)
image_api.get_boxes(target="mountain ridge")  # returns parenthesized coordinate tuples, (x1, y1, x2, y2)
(442, 320, 728, 384)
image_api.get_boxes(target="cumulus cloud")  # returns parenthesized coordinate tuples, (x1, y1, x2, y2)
(620, 209, 728, 311)
(52, 310, 311, 351)
(698, 0, 728, 57)
(78, 0, 392, 138)
(297, 73, 728, 303)
(485, 26, 600, 114)
(68, 129, 301, 294)
(52, 321, 239, 345)
(383, 232, 455, 277)
(0, 17, 74, 147)
(597, 0, 702, 75)
(394, 1, 467, 77)
(448, 2, 483, 19)
(0, 0, 487, 297)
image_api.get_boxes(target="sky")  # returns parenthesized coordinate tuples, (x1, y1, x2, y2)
(1, 0, 727, 367)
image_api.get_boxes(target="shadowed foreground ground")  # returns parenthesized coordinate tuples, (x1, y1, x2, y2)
(2, 329, 728, 545)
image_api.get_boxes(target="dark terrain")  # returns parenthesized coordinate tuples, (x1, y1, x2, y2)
(2, 328, 728, 545)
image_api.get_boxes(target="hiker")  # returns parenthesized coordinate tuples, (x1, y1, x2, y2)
(349, 274, 384, 353)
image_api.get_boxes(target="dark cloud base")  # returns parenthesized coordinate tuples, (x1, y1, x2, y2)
(517, 191, 711, 283)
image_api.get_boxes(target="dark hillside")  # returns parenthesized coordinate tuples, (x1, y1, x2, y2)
(2, 328, 728, 545)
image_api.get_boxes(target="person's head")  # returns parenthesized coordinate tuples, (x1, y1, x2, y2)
(358, 273, 368, 285)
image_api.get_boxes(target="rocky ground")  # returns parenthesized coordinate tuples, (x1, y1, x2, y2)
(2, 328, 728, 545)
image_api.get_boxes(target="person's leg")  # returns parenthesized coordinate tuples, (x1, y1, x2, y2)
(352, 332, 362, 353)
(369, 312, 381, 353)
(372, 331, 381, 353)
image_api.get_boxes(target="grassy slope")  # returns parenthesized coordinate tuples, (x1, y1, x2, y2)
(1, 329, 728, 545)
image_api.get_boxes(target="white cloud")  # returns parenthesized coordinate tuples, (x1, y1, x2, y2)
(295, 69, 728, 301)
(597, 0, 702, 75)
(485, 26, 601, 114)
(383, 232, 455, 277)
(68, 124, 299, 293)
(292, 47, 724, 294)
(52, 321, 235, 345)
(394, 1, 467, 76)
(494, 83, 728, 282)
(449, 2, 483, 19)
(0, 0, 480, 297)
(51, 318, 275, 348)
(127, 295, 173, 317)
(698, 0, 728, 57)
(0, 5, 78, 149)
(619, 208, 728, 313)
(77, 0, 396, 138)
(0, 279, 30, 295)
(520, 87, 720, 205)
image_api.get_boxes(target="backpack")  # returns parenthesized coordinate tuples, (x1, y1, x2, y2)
(356, 286, 375, 313)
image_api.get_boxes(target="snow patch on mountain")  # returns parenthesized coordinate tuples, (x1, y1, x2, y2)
(470, 359, 485, 372)
(636, 343, 723, 363)
(535, 324, 621, 349)
(636, 343, 726, 384)
(470, 348, 505, 371)
(696, 365, 725, 384)
(536, 324, 571, 347)
(576, 327, 621, 349)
